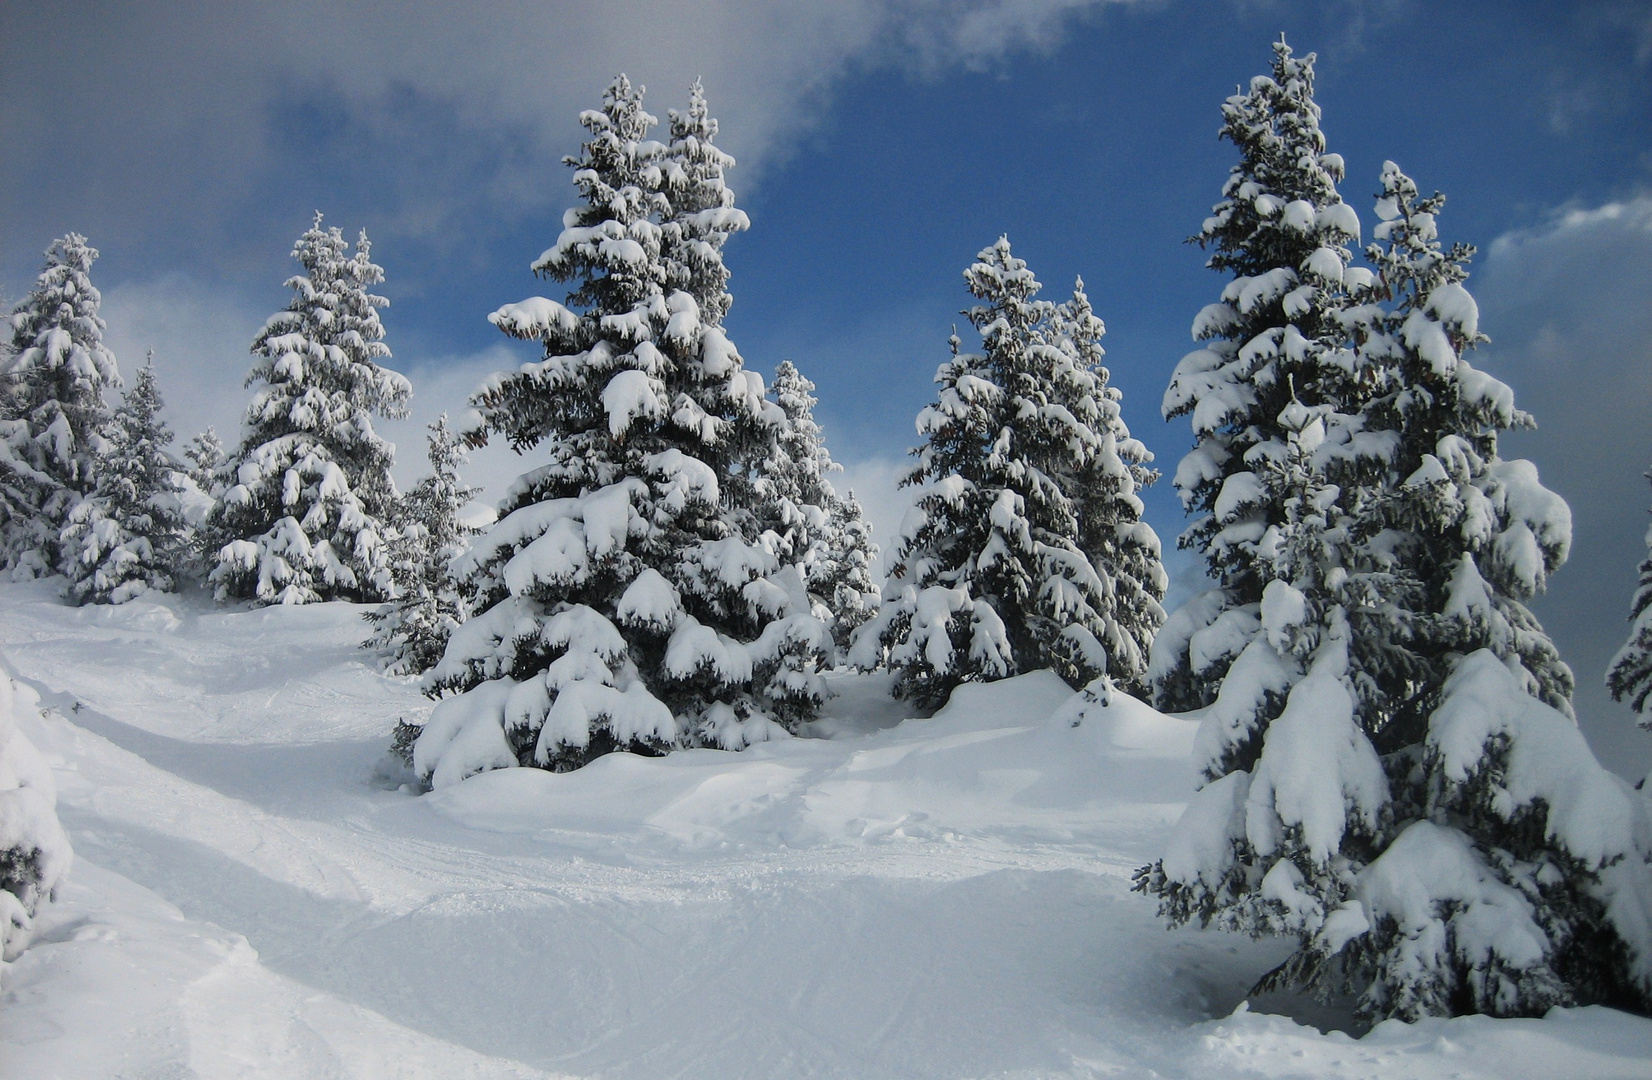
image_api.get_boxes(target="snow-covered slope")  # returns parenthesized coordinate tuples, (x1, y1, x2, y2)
(0, 579, 1647, 1078)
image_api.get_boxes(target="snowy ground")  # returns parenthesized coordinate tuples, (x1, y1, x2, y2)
(0, 579, 1648, 1079)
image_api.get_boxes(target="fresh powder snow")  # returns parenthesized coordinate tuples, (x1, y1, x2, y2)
(0, 579, 1648, 1077)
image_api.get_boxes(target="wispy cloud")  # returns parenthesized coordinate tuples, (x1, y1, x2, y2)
(1477, 193, 1652, 779)
(1, 0, 1146, 269)
(98, 274, 266, 454)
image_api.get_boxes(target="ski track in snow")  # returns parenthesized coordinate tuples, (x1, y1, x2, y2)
(0, 578, 1648, 1079)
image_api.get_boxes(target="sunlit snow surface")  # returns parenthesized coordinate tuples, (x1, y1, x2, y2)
(0, 579, 1647, 1078)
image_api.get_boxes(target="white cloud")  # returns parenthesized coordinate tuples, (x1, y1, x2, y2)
(6, 0, 1150, 529)
(99, 274, 267, 455)
(1476, 193, 1652, 780)
(1492, 195, 1652, 246)
(1, 0, 1141, 259)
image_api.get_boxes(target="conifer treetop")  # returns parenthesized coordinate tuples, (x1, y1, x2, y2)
(5, 233, 121, 401)
(481, 76, 772, 474)
(112, 350, 175, 478)
(185, 426, 224, 483)
(1158, 35, 1368, 650)
(769, 359, 839, 506)
(412, 413, 482, 553)
(245, 216, 408, 439)
(1200, 38, 1355, 276)
(533, 75, 669, 320)
(1361, 161, 1573, 715)
(365, 412, 482, 676)
(0, 232, 122, 573)
(664, 78, 749, 326)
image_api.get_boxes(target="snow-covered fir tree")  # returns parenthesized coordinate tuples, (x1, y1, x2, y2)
(1048, 277, 1166, 692)
(1136, 44, 1652, 1020)
(203, 216, 410, 605)
(414, 77, 830, 785)
(753, 360, 879, 650)
(1608, 470, 1652, 728)
(665, 78, 847, 707)
(1147, 37, 1368, 715)
(851, 238, 1151, 709)
(815, 489, 881, 652)
(0, 234, 121, 577)
(184, 426, 224, 494)
(1332, 163, 1644, 1020)
(1354, 165, 1574, 719)
(366, 414, 480, 675)
(1345, 162, 1573, 718)
(0, 674, 72, 963)
(759, 360, 836, 564)
(1135, 43, 1396, 1007)
(659, 77, 794, 550)
(60, 352, 187, 604)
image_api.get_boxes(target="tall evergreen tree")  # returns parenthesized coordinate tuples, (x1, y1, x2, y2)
(1147, 37, 1368, 715)
(761, 360, 836, 561)
(660, 77, 790, 543)
(1135, 44, 1401, 1003)
(0, 234, 121, 576)
(1359, 163, 1573, 719)
(1048, 278, 1167, 691)
(366, 414, 480, 675)
(751, 360, 878, 648)
(1137, 43, 1652, 1021)
(815, 488, 881, 653)
(204, 216, 410, 605)
(61, 352, 187, 604)
(1609, 478, 1652, 727)
(1135, 34, 1400, 1011)
(851, 239, 1144, 708)
(1333, 163, 1644, 1020)
(414, 77, 830, 786)
(184, 426, 225, 494)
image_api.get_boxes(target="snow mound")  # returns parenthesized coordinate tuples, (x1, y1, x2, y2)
(0, 672, 71, 960)
(1190, 1001, 1652, 1080)
(429, 669, 1198, 853)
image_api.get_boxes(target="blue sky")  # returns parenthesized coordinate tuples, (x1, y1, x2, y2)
(4, 0, 1651, 774)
